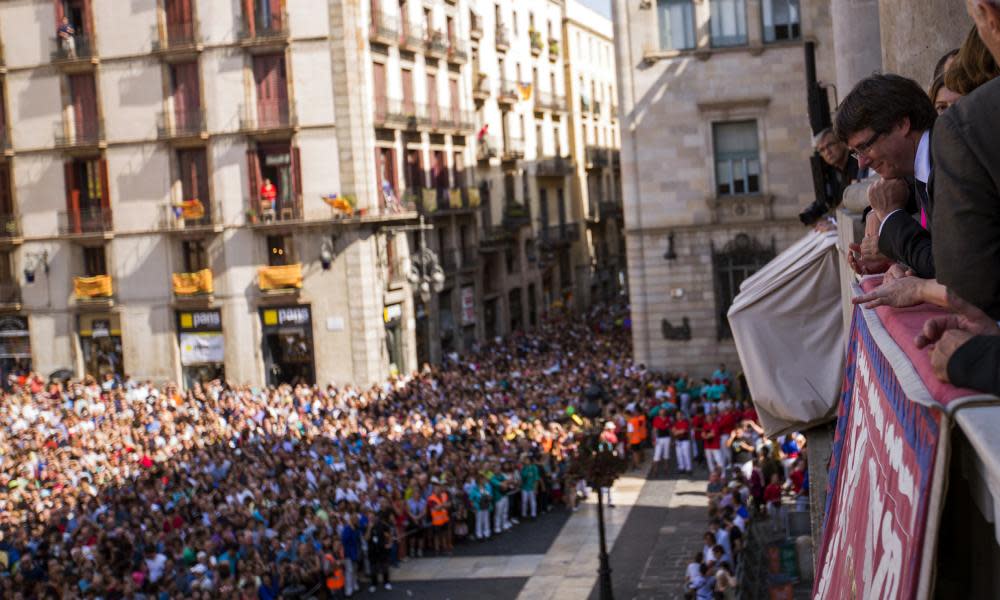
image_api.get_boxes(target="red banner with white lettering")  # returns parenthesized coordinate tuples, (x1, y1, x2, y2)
(814, 303, 942, 599)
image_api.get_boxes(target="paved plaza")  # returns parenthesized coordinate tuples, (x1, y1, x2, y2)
(372, 463, 711, 600)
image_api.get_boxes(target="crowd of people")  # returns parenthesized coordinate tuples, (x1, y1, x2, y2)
(815, 3, 1000, 394)
(0, 304, 718, 599)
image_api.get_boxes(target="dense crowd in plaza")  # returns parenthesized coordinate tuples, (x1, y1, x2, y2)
(0, 304, 682, 599)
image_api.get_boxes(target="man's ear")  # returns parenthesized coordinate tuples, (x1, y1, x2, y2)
(898, 116, 912, 137)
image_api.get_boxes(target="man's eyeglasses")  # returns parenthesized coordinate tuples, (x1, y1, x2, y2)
(849, 131, 884, 161)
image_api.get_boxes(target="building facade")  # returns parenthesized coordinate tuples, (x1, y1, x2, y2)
(0, 0, 423, 387)
(612, 0, 835, 375)
(564, 0, 624, 309)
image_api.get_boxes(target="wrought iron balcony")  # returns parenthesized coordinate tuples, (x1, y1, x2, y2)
(157, 109, 206, 139)
(536, 156, 574, 177)
(370, 12, 399, 45)
(51, 33, 94, 64)
(54, 118, 104, 149)
(447, 38, 468, 63)
(240, 103, 297, 131)
(501, 137, 525, 161)
(495, 25, 510, 51)
(374, 96, 407, 127)
(151, 22, 198, 52)
(58, 208, 113, 236)
(426, 30, 449, 58)
(238, 19, 289, 45)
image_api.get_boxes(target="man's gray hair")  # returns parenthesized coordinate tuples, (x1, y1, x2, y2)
(812, 127, 834, 149)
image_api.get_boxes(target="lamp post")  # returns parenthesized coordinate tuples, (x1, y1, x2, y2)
(406, 215, 445, 359)
(579, 379, 622, 600)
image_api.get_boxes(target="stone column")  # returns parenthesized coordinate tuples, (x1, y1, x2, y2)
(806, 422, 835, 571)
(831, 0, 883, 95)
(877, 0, 968, 85)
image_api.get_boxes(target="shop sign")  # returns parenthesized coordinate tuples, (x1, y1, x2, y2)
(180, 332, 225, 365)
(460, 287, 475, 325)
(92, 320, 110, 338)
(178, 310, 223, 332)
(0, 317, 29, 338)
(262, 306, 311, 328)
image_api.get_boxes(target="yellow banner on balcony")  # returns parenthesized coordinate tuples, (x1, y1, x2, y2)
(172, 268, 214, 296)
(178, 199, 205, 220)
(421, 188, 438, 213)
(518, 82, 533, 100)
(468, 188, 481, 208)
(258, 263, 303, 291)
(74, 275, 113, 298)
(449, 189, 463, 209)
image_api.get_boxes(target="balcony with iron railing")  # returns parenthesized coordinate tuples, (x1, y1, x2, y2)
(51, 33, 95, 67)
(157, 109, 206, 140)
(400, 22, 425, 51)
(495, 25, 510, 51)
(0, 281, 22, 309)
(541, 223, 580, 246)
(151, 22, 198, 52)
(497, 79, 519, 106)
(536, 156, 574, 177)
(535, 91, 567, 112)
(447, 38, 468, 63)
(238, 17, 289, 46)
(370, 11, 399, 45)
(477, 135, 499, 162)
(240, 103, 297, 132)
(374, 96, 407, 127)
(548, 38, 560, 61)
(162, 198, 221, 233)
(54, 118, 104, 149)
(529, 30, 544, 56)
(247, 196, 303, 226)
(473, 73, 491, 102)
(586, 145, 611, 169)
(501, 137, 525, 162)
(425, 30, 449, 58)
(502, 202, 531, 229)
(455, 109, 476, 131)
(470, 13, 483, 39)
(58, 208, 113, 236)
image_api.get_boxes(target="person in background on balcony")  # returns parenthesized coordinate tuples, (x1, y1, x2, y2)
(814, 127, 862, 206)
(58, 17, 76, 59)
(260, 177, 277, 221)
(836, 74, 938, 280)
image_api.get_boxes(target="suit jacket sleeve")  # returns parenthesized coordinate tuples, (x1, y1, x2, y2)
(931, 80, 1000, 319)
(877, 213, 934, 278)
(947, 335, 1000, 396)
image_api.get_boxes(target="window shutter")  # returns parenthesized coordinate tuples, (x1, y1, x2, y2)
(99, 158, 111, 228)
(247, 148, 261, 204)
(291, 146, 302, 201)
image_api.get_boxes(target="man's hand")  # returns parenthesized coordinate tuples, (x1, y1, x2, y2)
(915, 290, 1000, 383)
(858, 233, 881, 261)
(867, 178, 910, 222)
(847, 242, 892, 275)
(853, 276, 928, 309)
(881, 263, 913, 284)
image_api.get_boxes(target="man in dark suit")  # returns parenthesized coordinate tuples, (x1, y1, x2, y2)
(917, 0, 1000, 394)
(834, 74, 938, 278)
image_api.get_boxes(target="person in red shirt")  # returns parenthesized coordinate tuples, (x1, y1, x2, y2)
(651, 411, 673, 477)
(672, 410, 692, 474)
(718, 407, 740, 469)
(690, 408, 705, 466)
(764, 472, 784, 531)
(259, 178, 278, 219)
(703, 411, 724, 473)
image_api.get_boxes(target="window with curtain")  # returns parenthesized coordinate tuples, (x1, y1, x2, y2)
(710, 0, 747, 47)
(762, 0, 800, 42)
(657, 0, 695, 51)
(713, 120, 760, 196)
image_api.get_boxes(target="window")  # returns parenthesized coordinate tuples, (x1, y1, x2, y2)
(712, 120, 760, 196)
(83, 246, 107, 277)
(762, 0, 800, 42)
(182, 240, 209, 272)
(712, 234, 774, 339)
(710, 0, 747, 47)
(657, 0, 695, 51)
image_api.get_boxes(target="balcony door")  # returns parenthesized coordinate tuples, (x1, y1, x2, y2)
(178, 149, 209, 222)
(376, 147, 397, 210)
(253, 54, 288, 128)
(65, 157, 108, 233)
(69, 74, 98, 141)
(426, 73, 438, 125)
(248, 144, 300, 219)
(165, 0, 194, 41)
(0, 164, 12, 221)
(405, 148, 424, 192)
(245, 0, 283, 34)
(402, 68, 414, 115)
(171, 62, 201, 132)
(56, 0, 92, 35)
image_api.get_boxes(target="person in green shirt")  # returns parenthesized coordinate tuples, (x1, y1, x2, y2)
(520, 457, 540, 519)
(490, 466, 510, 533)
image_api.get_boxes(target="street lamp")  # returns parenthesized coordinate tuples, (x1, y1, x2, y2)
(579, 378, 621, 600)
(406, 216, 445, 304)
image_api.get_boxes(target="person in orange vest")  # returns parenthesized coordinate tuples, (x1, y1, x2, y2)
(427, 482, 451, 556)
(626, 408, 648, 470)
(325, 540, 346, 599)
